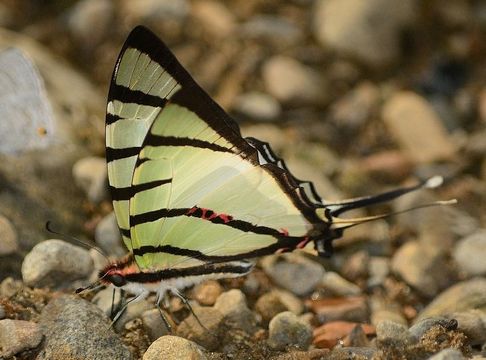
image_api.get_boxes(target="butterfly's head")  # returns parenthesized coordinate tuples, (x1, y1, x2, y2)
(99, 266, 127, 287)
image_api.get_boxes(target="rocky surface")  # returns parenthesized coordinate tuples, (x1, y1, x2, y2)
(0, 0, 484, 359)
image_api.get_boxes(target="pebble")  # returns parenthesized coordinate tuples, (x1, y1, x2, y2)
(307, 296, 368, 323)
(375, 320, 411, 345)
(267, 311, 312, 351)
(361, 150, 414, 183)
(38, 295, 131, 359)
(262, 55, 326, 105)
(342, 251, 370, 281)
(233, 91, 281, 121)
(409, 317, 454, 341)
(370, 296, 407, 326)
(382, 91, 457, 163)
(367, 256, 390, 288)
(328, 347, 377, 359)
(0, 319, 43, 358)
(120, 0, 189, 23)
(391, 241, 448, 298)
(313, 0, 415, 66)
(192, 0, 236, 38)
(428, 348, 465, 360)
(141, 308, 172, 341)
(261, 253, 325, 296)
(417, 278, 486, 321)
(240, 15, 303, 47)
(213, 289, 258, 334)
(313, 321, 375, 349)
(453, 229, 486, 276)
(72, 156, 108, 203)
(21, 239, 93, 289)
(67, 0, 114, 46)
(176, 305, 224, 351)
(330, 81, 380, 133)
(0, 304, 5, 319)
(449, 310, 486, 345)
(0, 215, 18, 255)
(192, 280, 224, 306)
(143, 335, 207, 360)
(255, 291, 292, 323)
(320, 271, 362, 297)
(94, 211, 126, 257)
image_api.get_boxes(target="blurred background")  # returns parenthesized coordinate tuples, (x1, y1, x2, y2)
(0, 0, 485, 322)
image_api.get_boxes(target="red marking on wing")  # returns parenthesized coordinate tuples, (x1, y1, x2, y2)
(297, 237, 310, 249)
(280, 228, 289, 237)
(186, 206, 233, 223)
(275, 247, 291, 255)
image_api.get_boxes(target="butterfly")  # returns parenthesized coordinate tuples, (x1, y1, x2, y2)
(83, 26, 453, 317)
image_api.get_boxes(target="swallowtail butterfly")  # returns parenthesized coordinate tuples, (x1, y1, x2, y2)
(87, 26, 453, 311)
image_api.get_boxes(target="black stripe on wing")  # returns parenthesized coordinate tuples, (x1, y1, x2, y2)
(110, 178, 172, 201)
(144, 135, 233, 153)
(110, 83, 168, 108)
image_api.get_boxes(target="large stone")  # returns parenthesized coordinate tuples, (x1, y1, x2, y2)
(0, 319, 42, 358)
(143, 335, 207, 360)
(453, 230, 486, 277)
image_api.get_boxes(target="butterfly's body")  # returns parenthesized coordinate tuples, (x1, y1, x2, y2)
(93, 26, 453, 300)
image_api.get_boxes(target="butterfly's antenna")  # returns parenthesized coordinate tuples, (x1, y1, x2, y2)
(45, 221, 110, 263)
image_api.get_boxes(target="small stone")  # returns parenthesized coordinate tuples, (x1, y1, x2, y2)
(453, 229, 486, 276)
(67, 0, 114, 46)
(213, 289, 258, 333)
(177, 306, 224, 351)
(267, 311, 312, 351)
(120, 0, 189, 22)
(314, 0, 416, 66)
(391, 241, 448, 297)
(449, 310, 486, 345)
(22, 239, 93, 289)
(367, 256, 390, 288)
(262, 56, 326, 105)
(0, 319, 42, 358)
(0, 304, 5, 319)
(234, 91, 281, 121)
(320, 271, 362, 297)
(307, 296, 368, 323)
(143, 335, 207, 360)
(375, 320, 411, 345)
(261, 253, 325, 296)
(72, 156, 108, 203)
(192, 0, 236, 38)
(428, 348, 465, 360)
(141, 308, 172, 341)
(313, 321, 375, 349)
(382, 91, 457, 163)
(409, 317, 453, 342)
(192, 280, 223, 306)
(39, 295, 131, 359)
(255, 291, 291, 323)
(361, 151, 413, 183)
(0, 215, 18, 255)
(342, 250, 370, 281)
(240, 15, 303, 47)
(95, 212, 125, 257)
(417, 278, 486, 321)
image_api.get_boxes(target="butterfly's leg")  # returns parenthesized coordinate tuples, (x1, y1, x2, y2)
(155, 290, 173, 333)
(170, 288, 213, 335)
(110, 289, 148, 328)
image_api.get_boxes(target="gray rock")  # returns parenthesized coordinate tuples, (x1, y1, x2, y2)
(320, 271, 362, 296)
(234, 91, 281, 121)
(21, 239, 93, 289)
(143, 335, 207, 360)
(0, 215, 18, 255)
(262, 56, 326, 105)
(72, 156, 108, 203)
(240, 15, 303, 47)
(67, 0, 114, 46)
(391, 241, 448, 297)
(367, 256, 390, 288)
(409, 317, 455, 341)
(417, 278, 486, 321)
(141, 308, 172, 341)
(0, 304, 5, 319)
(0, 319, 42, 358)
(370, 297, 407, 326)
(453, 230, 486, 277)
(177, 305, 224, 351)
(382, 91, 457, 163)
(255, 291, 292, 323)
(428, 348, 465, 360)
(375, 320, 411, 345)
(38, 295, 131, 359)
(314, 0, 416, 66)
(449, 310, 486, 345)
(95, 212, 125, 257)
(267, 311, 312, 351)
(261, 253, 325, 296)
(213, 289, 258, 333)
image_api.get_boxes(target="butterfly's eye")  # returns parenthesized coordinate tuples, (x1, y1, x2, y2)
(109, 273, 126, 287)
